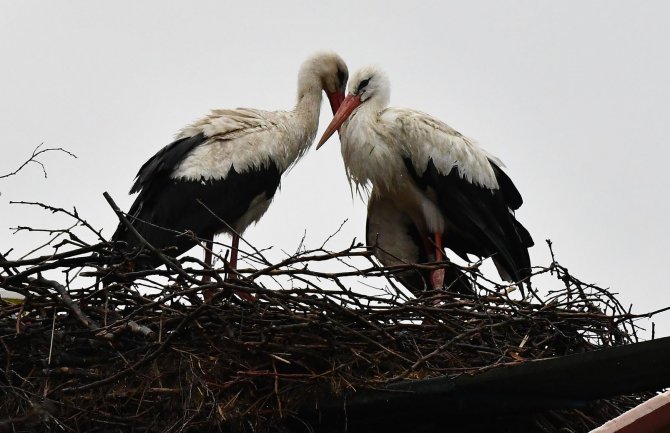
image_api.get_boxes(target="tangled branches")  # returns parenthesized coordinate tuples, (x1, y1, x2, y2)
(0, 197, 665, 432)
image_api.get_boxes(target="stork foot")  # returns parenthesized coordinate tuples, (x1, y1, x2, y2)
(224, 274, 256, 302)
(430, 268, 445, 291)
(203, 288, 216, 303)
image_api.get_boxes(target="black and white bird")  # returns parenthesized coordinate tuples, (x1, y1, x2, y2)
(317, 65, 533, 291)
(112, 52, 349, 278)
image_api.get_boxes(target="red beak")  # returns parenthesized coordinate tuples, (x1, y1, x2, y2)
(316, 93, 362, 149)
(326, 90, 346, 114)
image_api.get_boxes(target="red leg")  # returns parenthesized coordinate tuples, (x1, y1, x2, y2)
(430, 232, 445, 290)
(434, 232, 443, 262)
(226, 234, 255, 302)
(203, 239, 215, 302)
(228, 234, 239, 279)
(203, 240, 213, 280)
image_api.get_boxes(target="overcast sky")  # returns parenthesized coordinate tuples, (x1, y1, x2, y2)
(1, 1, 669, 336)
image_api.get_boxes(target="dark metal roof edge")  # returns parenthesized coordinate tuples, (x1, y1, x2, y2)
(312, 336, 670, 414)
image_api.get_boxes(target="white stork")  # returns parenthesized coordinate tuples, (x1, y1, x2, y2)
(112, 52, 349, 284)
(317, 65, 533, 291)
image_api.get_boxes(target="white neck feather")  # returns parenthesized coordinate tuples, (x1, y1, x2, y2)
(341, 104, 404, 194)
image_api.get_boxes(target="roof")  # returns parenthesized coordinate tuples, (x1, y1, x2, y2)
(591, 391, 670, 433)
(294, 336, 670, 433)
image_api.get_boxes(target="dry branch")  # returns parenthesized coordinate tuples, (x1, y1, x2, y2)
(0, 199, 666, 432)
(0, 143, 76, 181)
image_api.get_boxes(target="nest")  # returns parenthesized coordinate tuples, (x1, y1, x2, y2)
(0, 201, 663, 432)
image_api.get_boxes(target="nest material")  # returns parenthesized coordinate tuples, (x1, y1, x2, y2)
(0, 205, 661, 433)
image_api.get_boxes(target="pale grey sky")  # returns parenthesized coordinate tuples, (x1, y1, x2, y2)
(2, 1, 669, 336)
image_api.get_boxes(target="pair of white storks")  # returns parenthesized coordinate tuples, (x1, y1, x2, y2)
(111, 53, 533, 296)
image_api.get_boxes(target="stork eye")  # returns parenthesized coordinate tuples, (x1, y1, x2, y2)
(357, 78, 371, 93)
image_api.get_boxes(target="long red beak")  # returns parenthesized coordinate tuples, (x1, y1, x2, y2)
(316, 94, 362, 149)
(326, 90, 346, 114)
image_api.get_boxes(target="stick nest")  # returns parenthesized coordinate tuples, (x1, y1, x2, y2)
(0, 204, 662, 432)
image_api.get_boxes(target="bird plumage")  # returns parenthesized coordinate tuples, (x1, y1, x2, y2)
(319, 65, 533, 285)
(112, 52, 349, 265)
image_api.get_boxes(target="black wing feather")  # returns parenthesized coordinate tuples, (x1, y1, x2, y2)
(130, 133, 206, 195)
(490, 162, 523, 210)
(405, 158, 533, 282)
(112, 131, 282, 267)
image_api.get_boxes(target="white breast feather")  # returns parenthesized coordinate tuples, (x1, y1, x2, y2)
(340, 109, 408, 194)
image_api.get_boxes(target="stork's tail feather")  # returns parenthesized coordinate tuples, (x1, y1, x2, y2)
(493, 216, 534, 283)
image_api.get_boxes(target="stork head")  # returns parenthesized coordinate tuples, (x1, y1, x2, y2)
(316, 65, 390, 149)
(298, 51, 349, 114)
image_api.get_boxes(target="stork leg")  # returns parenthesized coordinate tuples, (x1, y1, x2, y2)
(429, 232, 445, 290)
(204, 240, 214, 277)
(203, 239, 216, 302)
(225, 234, 255, 302)
(228, 234, 239, 280)
(202, 237, 253, 302)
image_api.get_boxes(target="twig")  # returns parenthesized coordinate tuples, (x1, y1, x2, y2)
(0, 143, 76, 180)
(36, 275, 99, 331)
